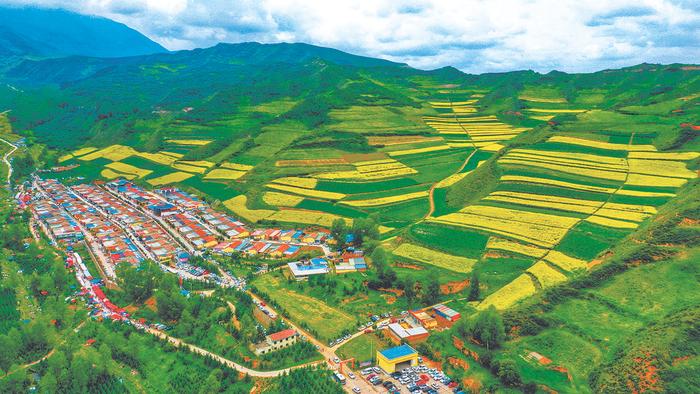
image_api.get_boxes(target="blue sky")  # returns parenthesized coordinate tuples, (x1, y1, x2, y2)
(2, 0, 699, 73)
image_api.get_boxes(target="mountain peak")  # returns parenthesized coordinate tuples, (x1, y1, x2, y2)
(0, 6, 166, 58)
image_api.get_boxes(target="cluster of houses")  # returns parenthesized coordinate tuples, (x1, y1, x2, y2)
(35, 179, 144, 266)
(32, 199, 83, 244)
(73, 182, 180, 264)
(384, 304, 462, 345)
(285, 250, 368, 280)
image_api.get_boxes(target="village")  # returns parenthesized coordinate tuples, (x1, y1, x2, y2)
(19, 175, 469, 394)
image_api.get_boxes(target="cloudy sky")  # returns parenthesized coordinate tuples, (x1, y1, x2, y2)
(3, 0, 699, 73)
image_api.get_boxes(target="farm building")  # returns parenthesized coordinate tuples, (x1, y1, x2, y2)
(385, 322, 429, 344)
(408, 310, 438, 330)
(287, 258, 330, 280)
(335, 251, 367, 273)
(433, 304, 461, 323)
(252, 328, 299, 355)
(377, 345, 419, 373)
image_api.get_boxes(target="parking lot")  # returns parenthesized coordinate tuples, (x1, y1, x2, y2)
(352, 364, 458, 394)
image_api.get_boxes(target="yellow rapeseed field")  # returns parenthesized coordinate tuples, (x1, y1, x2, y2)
(628, 159, 696, 179)
(271, 177, 318, 188)
(480, 143, 505, 151)
(136, 151, 181, 165)
(435, 172, 470, 188)
(221, 162, 254, 171)
(72, 147, 99, 157)
(356, 162, 407, 173)
(530, 115, 555, 121)
(270, 209, 352, 227)
(510, 148, 627, 166)
(585, 215, 639, 229)
(165, 139, 212, 145)
(429, 205, 578, 247)
(478, 274, 537, 310)
(542, 251, 587, 271)
(79, 145, 138, 161)
(314, 159, 417, 180)
(367, 136, 443, 146)
(178, 160, 215, 168)
(223, 195, 275, 223)
(58, 154, 73, 163)
(161, 151, 184, 158)
(527, 108, 587, 113)
(518, 96, 567, 103)
(625, 174, 689, 188)
(60, 147, 98, 162)
(498, 158, 627, 181)
(393, 243, 476, 273)
(105, 162, 152, 178)
(486, 238, 547, 258)
(146, 171, 194, 186)
(501, 175, 615, 194)
(100, 168, 135, 180)
(262, 191, 303, 207)
(204, 168, 246, 180)
(266, 183, 346, 200)
(627, 151, 699, 160)
(527, 261, 568, 287)
(171, 163, 207, 174)
(342, 191, 428, 207)
(548, 136, 657, 151)
(618, 188, 676, 198)
(354, 158, 395, 166)
(387, 145, 451, 156)
(485, 191, 656, 222)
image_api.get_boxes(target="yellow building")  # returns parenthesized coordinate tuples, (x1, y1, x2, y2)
(376, 345, 419, 373)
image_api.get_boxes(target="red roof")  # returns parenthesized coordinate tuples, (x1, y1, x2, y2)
(268, 329, 297, 342)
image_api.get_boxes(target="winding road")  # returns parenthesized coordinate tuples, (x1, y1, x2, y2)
(0, 136, 17, 185)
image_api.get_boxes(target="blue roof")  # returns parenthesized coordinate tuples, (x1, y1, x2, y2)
(379, 345, 417, 361)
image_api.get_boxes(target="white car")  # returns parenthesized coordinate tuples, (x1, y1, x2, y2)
(333, 357, 341, 364)
(348, 372, 356, 379)
(352, 387, 361, 394)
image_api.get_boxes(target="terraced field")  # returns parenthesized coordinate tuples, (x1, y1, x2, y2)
(416, 132, 699, 310)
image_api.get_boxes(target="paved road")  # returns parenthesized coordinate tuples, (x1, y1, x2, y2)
(144, 327, 324, 377)
(0, 136, 17, 185)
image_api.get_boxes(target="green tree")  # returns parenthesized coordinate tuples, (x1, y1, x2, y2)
(116, 261, 158, 303)
(351, 217, 378, 246)
(468, 271, 480, 301)
(157, 288, 186, 321)
(470, 306, 505, 350)
(39, 371, 58, 394)
(497, 359, 522, 386)
(0, 366, 26, 394)
(403, 278, 416, 305)
(330, 219, 348, 249)
(422, 277, 441, 305)
(199, 369, 222, 394)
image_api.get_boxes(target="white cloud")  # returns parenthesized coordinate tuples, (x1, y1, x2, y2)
(2, 0, 699, 72)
